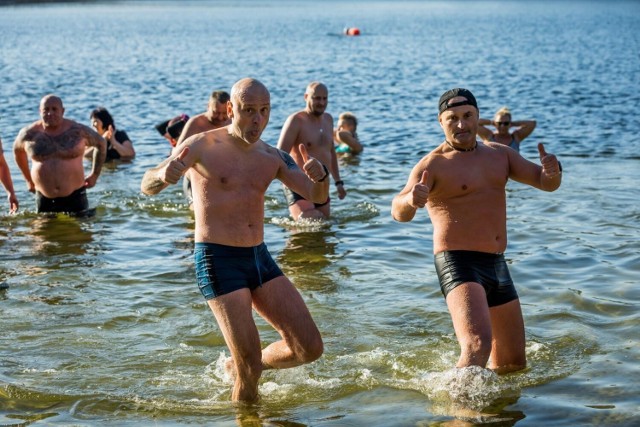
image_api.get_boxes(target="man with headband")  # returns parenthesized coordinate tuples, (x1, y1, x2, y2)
(392, 88, 562, 374)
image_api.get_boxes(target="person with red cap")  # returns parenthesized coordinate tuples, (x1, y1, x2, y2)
(392, 87, 562, 374)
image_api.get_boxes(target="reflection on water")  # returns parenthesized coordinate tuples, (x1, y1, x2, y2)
(1, 1, 640, 426)
(277, 228, 341, 293)
(27, 215, 94, 256)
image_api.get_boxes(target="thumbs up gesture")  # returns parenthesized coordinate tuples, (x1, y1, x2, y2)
(538, 143, 561, 178)
(298, 144, 328, 183)
(410, 170, 430, 208)
(163, 146, 190, 184)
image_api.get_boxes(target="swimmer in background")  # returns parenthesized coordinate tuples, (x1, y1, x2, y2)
(477, 107, 536, 152)
(87, 107, 135, 161)
(177, 90, 231, 210)
(13, 94, 106, 215)
(0, 136, 19, 213)
(334, 112, 362, 155)
(277, 82, 345, 220)
(165, 114, 190, 148)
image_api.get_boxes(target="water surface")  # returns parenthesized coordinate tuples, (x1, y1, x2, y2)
(1, 1, 639, 425)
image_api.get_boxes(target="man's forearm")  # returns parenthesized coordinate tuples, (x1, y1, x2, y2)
(140, 166, 169, 196)
(391, 194, 418, 222)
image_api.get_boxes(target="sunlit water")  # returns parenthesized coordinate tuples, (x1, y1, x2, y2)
(1, 1, 639, 426)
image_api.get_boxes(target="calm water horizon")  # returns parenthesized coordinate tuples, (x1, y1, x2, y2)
(1, 1, 639, 426)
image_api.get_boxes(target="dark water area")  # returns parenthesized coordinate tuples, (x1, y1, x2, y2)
(1, 1, 639, 426)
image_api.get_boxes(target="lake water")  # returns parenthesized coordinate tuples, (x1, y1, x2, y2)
(1, 1, 639, 425)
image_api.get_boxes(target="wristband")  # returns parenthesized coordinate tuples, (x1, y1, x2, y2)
(558, 161, 563, 172)
(335, 180, 344, 186)
(318, 164, 329, 182)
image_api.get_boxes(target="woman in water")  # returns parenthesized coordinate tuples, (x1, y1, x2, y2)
(477, 107, 536, 152)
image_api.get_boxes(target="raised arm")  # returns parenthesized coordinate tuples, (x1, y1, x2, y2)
(141, 145, 192, 195)
(508, 143, 561, 192)
(276, 145, 329, 205)
(335, 130, 363, 154)
(107, 127, 135, 159)
(512, 119, 536, 143)
(391, 162, 431, 222)
(476, 118, 494, 142)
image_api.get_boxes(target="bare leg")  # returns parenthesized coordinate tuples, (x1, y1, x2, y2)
(446, 282, 493, 369)
(488, 298, 526, 373)
(207, 289, 263, 403)
(252, 276, 323, 369)
(289, 200, 329, 220)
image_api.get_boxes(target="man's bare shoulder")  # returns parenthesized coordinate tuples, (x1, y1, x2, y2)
(19, 121, 44, 138)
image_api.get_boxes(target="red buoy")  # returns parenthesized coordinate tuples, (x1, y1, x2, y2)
(344, 27, 361, 36)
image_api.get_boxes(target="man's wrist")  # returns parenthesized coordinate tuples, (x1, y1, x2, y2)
(335, 180, 344, 186)
(318, 164, 329, 182)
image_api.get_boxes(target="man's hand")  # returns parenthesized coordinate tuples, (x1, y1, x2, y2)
(409, 170, 429, 208)
(298, 144, 326, 182)
(162, 147, 190, 184)
(538, 143, 561, 178)
(7, 193, 18, 214)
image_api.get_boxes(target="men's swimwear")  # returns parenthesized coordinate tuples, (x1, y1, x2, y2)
(194, 242, 284, 300)
(434, 250, 518, 307)
(282, 185, 329, 208)
(35, 187, 89, 214)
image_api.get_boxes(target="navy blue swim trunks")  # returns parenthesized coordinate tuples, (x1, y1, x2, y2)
(282, 185, 329, 208)
(35, 187, 89, 214)
(194, 242, 284, 300)
(434, 250, 518, 307)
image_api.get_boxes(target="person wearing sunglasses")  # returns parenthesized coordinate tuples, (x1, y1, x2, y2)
(477, 106, 536, 152)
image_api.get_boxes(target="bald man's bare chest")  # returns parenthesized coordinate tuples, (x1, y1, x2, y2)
(26, 128, 86, 161)
(297, 123, 332, 153)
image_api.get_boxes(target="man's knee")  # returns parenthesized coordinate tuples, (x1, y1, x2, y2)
(462, 331, 492, 361)
(298, 333, 324, 363)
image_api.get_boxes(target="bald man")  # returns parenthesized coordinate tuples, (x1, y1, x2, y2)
(13, 95, 106, 214)
(277, 82, 345, 220)
(141, 78, 328, 402)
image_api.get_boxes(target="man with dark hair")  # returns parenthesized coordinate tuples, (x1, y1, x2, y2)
(141, 78, 327, 402)
(177, 90, 231, 144)
(392, 87, 562, 374)
(14, 94, 106, 214)
(176, 90, 232, 208)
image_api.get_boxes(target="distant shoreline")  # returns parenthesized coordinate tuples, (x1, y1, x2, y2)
(0, 0, 99, 4)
